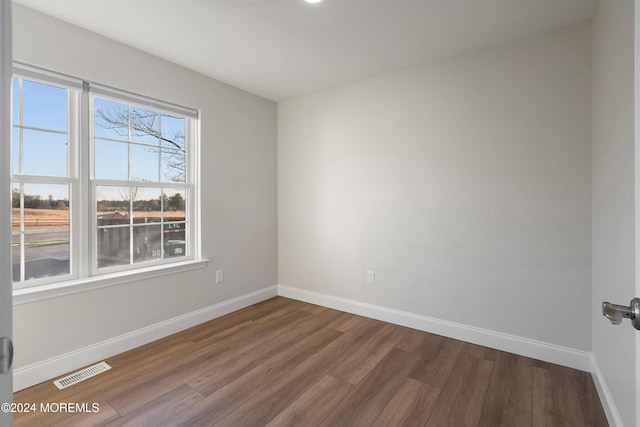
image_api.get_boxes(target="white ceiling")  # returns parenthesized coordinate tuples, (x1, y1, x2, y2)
(15, 0, 597, 102)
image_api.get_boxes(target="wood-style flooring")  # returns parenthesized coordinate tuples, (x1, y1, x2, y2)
(13, 297, 608, 426)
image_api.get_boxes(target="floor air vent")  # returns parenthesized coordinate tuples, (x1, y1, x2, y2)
(53, 361, 112, 389)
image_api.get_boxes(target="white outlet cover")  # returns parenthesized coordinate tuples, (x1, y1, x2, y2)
(366, 270, 375, 284)
(216, 269, 224, 283)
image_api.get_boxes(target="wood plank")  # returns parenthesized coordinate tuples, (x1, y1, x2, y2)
(252, 299, 309, 324)
(395, 327, 431, 352)
(409, 336, 464, 388)
(533, 365, 586, 427)
(406, 329, 446, 355)
(54, 401, 120, 427)
(104, 334, 197, 370)
(265, 375, 354, 427)
(328, 323, 404, 385)
(299, 303, 327, 314)
(13, 400, 119, 427)
(425, 353, 494, 427)
(533, 360, 607, 426)
(372, 377, 440, 427)
(103, 384, 203, 427)
(478, 351, 533, 427)
(176, 296, 295, 342)
(326, 312, 364, 332)
(318, 348, 421, 427)
(220, 355, 342, 427)
(462, 341, 498, 362)
(573, 370, 609, 427)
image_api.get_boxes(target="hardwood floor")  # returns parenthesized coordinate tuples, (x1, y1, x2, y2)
(13, 297, 608, 426)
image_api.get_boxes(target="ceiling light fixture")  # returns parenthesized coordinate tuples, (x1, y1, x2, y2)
(304, 0, 323, 3)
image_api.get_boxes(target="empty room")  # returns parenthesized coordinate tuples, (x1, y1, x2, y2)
(0, 0, 638, 426)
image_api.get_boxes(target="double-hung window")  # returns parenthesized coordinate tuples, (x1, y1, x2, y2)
(11, 65, 200, 291)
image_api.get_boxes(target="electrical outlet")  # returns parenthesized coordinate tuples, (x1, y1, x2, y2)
(366, 270, 375, 284)
(216, 269, 224, 283)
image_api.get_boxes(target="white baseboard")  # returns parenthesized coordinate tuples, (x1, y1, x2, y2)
(13, 285, 278, 392)
(277, 285, 592, 372)
(591, 356, 623, 427)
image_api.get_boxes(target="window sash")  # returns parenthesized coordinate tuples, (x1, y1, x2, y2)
(11, 75, 80, 288)
(89, 93, 196, 276)
(90, 182, 193, 275)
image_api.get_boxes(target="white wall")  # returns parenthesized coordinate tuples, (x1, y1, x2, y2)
(12, 5, 277, 369)
(279, 22, 592, 351)
(592, 1, 636, 426)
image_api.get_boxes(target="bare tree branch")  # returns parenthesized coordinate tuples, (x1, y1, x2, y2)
(119, 186, 142, 204)
(95, 106, 186, 182)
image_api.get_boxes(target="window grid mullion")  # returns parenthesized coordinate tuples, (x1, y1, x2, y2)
(129, 186, 133, 265)
(13, 124, 68, 135)
(19, 183, 24, 282)
(127, 104, 131, 181)
(11, 175, 74, 185)
(91, 179, 190, 189)
(68, 88, 80, 281)
(17, 78, 22, 176)
(157, 113, 161, 183)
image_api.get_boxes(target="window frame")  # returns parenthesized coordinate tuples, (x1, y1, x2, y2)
(10, 64, 204, 298)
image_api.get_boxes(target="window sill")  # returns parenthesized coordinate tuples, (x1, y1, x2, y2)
(13, 259, 209, 305)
